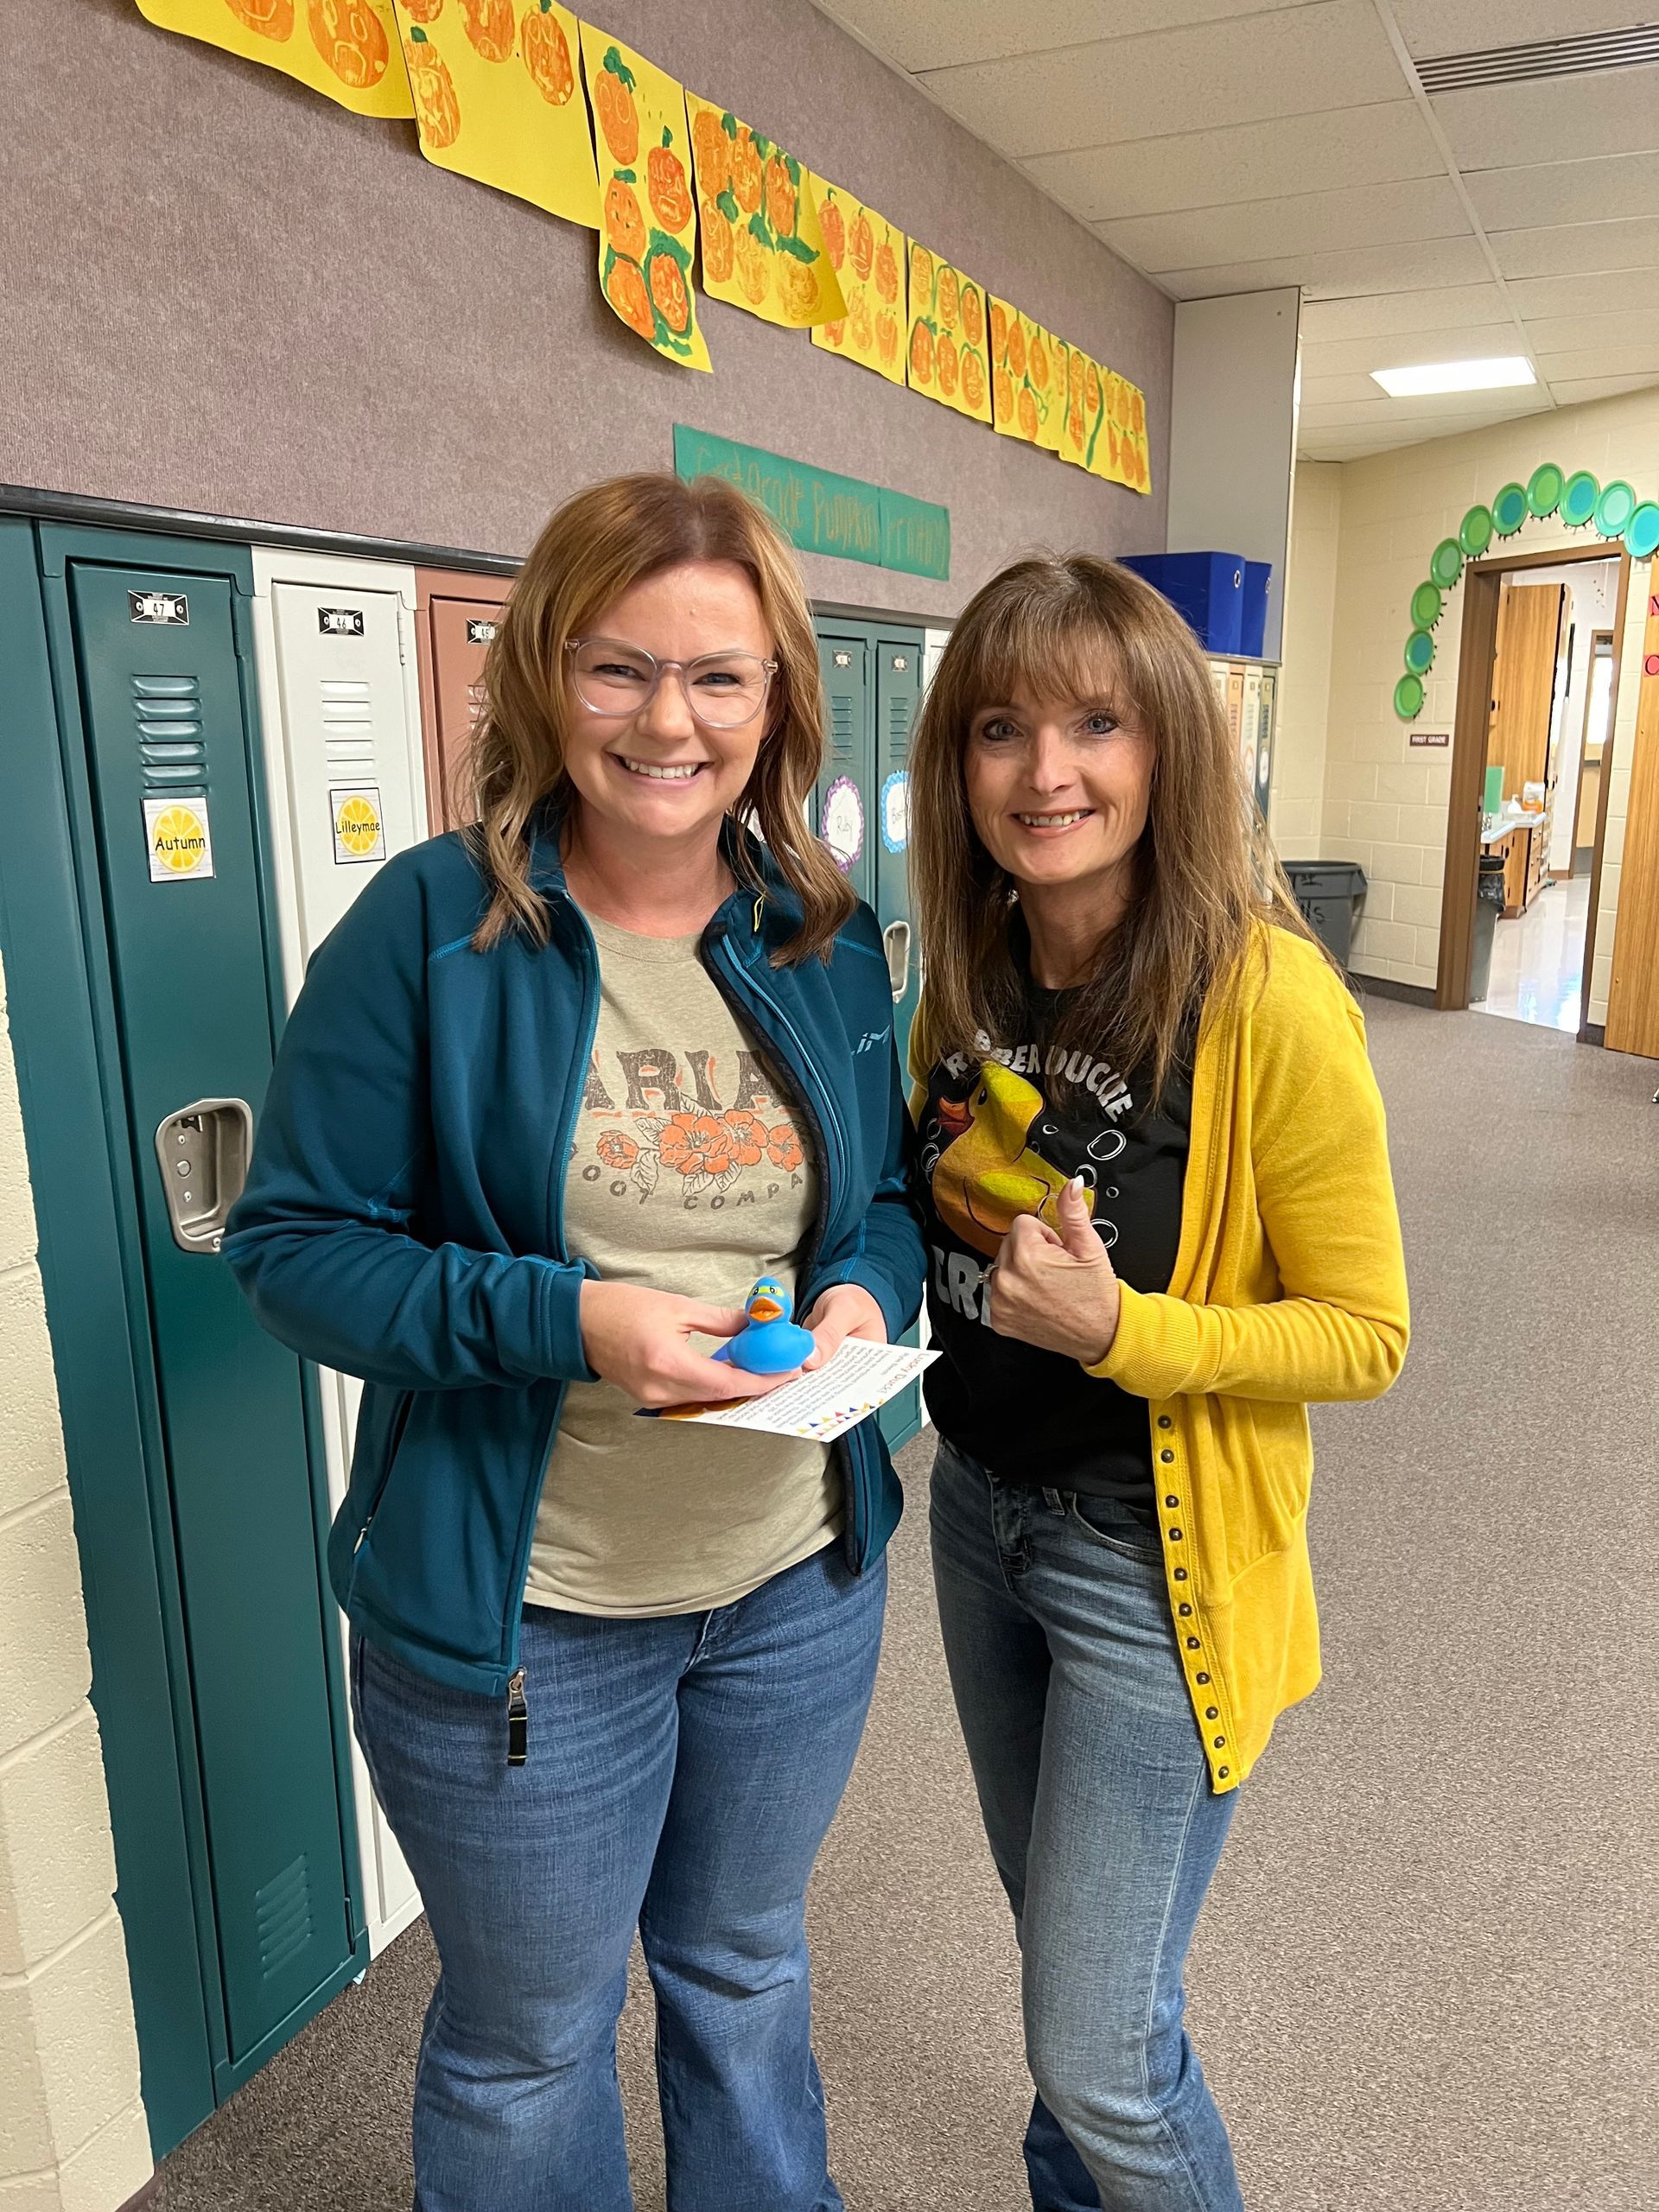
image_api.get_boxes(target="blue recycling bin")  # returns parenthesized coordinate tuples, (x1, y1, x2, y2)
(1118, 551, 1244, 655)
(1241, 560, 1272, 658)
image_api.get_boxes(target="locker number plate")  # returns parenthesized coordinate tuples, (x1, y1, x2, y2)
(130, 590, 188, 626)
(319, 607, 366, 637)
(467, 620, 498, 645)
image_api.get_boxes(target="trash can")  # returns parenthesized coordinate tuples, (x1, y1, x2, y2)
(1469, 853, 1507, 1002)
(1282, 861, 1367, 965)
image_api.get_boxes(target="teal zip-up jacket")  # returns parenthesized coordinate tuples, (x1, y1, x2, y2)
(225, 816, 925, 1700)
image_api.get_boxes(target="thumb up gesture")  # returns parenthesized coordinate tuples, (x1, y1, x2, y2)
(986, 1176, 1122, 1367)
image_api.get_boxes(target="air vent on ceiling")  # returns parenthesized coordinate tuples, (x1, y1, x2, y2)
(1416, 22, 1659, 93)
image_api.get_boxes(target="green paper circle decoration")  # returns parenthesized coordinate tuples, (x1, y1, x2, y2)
(1560, 471, 1599, 527)
(1492, 481, 1529, 537)
(1395, 673, 1425, 720)
(1459, 505, 1494, 556)
(1596, 480, 1637, 537)
(1624, 502, 1659, 562)
(1526, 462, 1565, 518)
(1409, 581, 1443, 628)
(1404, 628, 1435, 676)
(1430, 537, 1464, 588)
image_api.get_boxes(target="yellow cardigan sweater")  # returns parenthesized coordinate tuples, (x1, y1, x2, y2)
(912, 924, 1409, 1792)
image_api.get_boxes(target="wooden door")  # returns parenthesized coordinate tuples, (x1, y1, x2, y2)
(1488, 582, 1563, 802)
(1605, 573, 1659, 1058)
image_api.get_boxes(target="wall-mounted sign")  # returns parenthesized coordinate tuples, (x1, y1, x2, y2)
(1408, 730, 1451, 748)
(674, 425, 950, 580)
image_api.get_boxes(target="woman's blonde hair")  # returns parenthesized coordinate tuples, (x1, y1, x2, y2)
(467, 472, 855, 962)
(909, 552, 1323, 1100)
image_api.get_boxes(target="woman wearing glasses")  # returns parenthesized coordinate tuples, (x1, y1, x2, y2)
(226, 474, 924, 2212)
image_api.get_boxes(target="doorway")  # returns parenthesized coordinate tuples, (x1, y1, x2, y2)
(1436, 544, 1630, 1036)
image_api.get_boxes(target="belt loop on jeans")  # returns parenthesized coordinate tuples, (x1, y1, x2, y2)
(1041, 1486, 1065, 1512)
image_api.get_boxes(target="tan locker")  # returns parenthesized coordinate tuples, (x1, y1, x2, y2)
(414, 569, 515, 830)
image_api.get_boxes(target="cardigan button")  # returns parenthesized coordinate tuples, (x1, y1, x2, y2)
(1186, 1637, 1200, 1649)
(1173, 1567, 1187, 1581)
(1197, 1672, 1210, 1683)
(1169, 1529, 1182, 1541)
(1160, 1449, 1174, 1463)
(1157, 1415, 1173, 1428)
(1205, 1707, 1218, 1719)
(1179, 1604, 1192, 1617)
(1165, 1495, 1179, 1509)
(1213, 1736, 1226, 1748)
(1218, 1766, 1230, 1779)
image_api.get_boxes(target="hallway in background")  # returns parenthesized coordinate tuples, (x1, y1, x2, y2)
(150, 996, 1656, 2212)
(1474, 874, 1592, 1034)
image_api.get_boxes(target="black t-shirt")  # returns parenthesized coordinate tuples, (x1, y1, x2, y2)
(918, 990, 1192, 1520)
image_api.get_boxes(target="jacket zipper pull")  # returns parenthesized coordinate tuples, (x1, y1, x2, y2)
(505, 1669, 528, 1767)
(752, 894, 764, 934)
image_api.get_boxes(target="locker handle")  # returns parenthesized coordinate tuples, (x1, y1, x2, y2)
(882, 919, 911, 1003)
(153, 1098, 253, 1255)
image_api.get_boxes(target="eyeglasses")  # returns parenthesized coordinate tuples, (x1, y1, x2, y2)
(565, 638, 779, 729)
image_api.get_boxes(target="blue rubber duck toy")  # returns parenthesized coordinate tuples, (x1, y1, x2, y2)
(713, 1275, 816, 1375)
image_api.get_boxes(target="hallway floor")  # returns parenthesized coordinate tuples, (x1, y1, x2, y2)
(153, 1001, 1656, 2212)
(1474, 873, 1591, 1033)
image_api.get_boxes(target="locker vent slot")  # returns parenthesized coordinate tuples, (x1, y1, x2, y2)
(320, 679, 378, 779)
(131, 674, 207, 793)
(254, 1853, 314, 1980)
(829, 692, 858, 766)
(887, 694, 912, 765)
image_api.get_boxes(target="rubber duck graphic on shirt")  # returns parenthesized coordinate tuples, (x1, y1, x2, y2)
(930, 1061, 1098, 1258)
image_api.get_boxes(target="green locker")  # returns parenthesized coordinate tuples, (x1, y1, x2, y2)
(0, 522, 365, 2157)
(813, 631, 874, 905)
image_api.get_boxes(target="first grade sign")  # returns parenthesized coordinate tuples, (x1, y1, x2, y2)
(673, 426, 950, 580)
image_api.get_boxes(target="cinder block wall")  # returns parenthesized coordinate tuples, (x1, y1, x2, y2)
(1272, 460, 1343, 855)
(0, 946, 152, 2212)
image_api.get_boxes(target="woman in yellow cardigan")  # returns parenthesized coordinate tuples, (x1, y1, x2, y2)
(907, 555, 1408, 2212)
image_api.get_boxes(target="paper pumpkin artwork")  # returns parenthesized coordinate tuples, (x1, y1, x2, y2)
(990, 298, 1058, 448)
(809, 177, 905, 382)
(137, 0, 414, 117)
(1058, 343, 1108, 473)
(905, 245, 991, 424)
(685, 101, 845, 330)
(395, 1, 598, 226)
(582, 26, 709, 370)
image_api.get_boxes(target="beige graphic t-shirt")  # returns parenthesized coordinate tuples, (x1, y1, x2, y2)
(524, 912, 839, 1617)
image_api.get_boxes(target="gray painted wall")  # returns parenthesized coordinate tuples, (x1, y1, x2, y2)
(3, 0, 1172, 616)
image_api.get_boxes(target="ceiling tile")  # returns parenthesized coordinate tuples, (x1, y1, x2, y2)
(1298, 283, 1511, 340)
(1536, 342, 1659, 382)
(1390, 0, 1647, 58)
(1096, 176, 1468, 273)
(1302, 322, 1522, 378)
(812, 1, 1304, 75)
(1468, 151, 1659, 234)
(1160, 233, 1493, 298)
(1300, 372, 1395, 404)
(1508, 267, 1659, 319)
(1524, 308, 1659, 356)
(1492, 215, 1659, 278)
(1299, 389, 1548, 427)
(1546, 372, 1659, 405)
(1433, 67, 1659, 174)
(915, 0, 1405, 156)
(1021, 100, 1437, 222)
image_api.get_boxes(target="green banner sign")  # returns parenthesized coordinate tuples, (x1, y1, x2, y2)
(673, 424, 950, 581)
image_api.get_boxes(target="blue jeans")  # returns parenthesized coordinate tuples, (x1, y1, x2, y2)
(930, 1440, 1243, 2212)
(351, 1543, 887, 2212)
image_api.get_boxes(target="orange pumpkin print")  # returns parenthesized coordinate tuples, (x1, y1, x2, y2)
(821, 317, 847, 348)
(936, 264, 960, 331)
(1017, 386, 1039, 442)
(780, 256, 821, 322)
(459, 0, 512, 61)
(731, 128, 763, 213)
(732, 225, 770, 307)
(1068, 398, 1085, 449)
(1132, 387, 1146, 435)
(700, 200, 734, 284)
(847, 288, 872, 348)
(849, 210, 874, 282)
(648, 144, 693, 233)
(648, 251, 692, 335)
(988, 299, 1009, 365)
(909, 320, 934, 385)
(691, 108, 733, 198)
(307, 0, 388, 86)
(1085, 363, 1102, 420)
(1067, 350, 1085, 403)
(400, 0, 442, 17)
(937, 332, 959, 397)
(226, 0, 295, 39)
(993, 365, 1014, 423)
(765, 156, 797, 240)
(960, 347, 987, 414)
(910, 244, 933, 302)
(606, 255, 654, 340)
(594, 48, 639, 166)
(960, 284, 984, 351)
(818, 196, 845, 269)
(520, 3, 574, 104)
(404, 35, 459, 144)
(1028, 333, 1048, 391)
(1007, 318, 1028, 379)
(874, 309, 898, 363)
(604, 177, 646, 262)
(873, 238, 899, 303)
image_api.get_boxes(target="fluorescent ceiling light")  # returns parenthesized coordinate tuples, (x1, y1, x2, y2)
(1371, 356, 1535, 398)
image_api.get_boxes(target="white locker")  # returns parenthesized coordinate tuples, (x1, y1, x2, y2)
(251, 546, 428, 1957)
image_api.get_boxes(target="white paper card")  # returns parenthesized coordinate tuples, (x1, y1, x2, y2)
(640, 1338, 938, 1441)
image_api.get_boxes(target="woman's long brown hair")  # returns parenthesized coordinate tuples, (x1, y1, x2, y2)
(467, 472, 855, 962)
(909, 553, 1325, 1100)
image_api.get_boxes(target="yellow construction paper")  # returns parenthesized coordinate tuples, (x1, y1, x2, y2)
(905, 244, 991, 423)
(1058, 341, 1108, 473)
(136, 0, 414, 118)
(684, 102, 844, 330)
(1027, 321, 1063, 454)
(393, 1, 597, 226)
(581, 24, 709, 371)
(990, 296, 1054, 447)
(809, 178, 904, 382)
